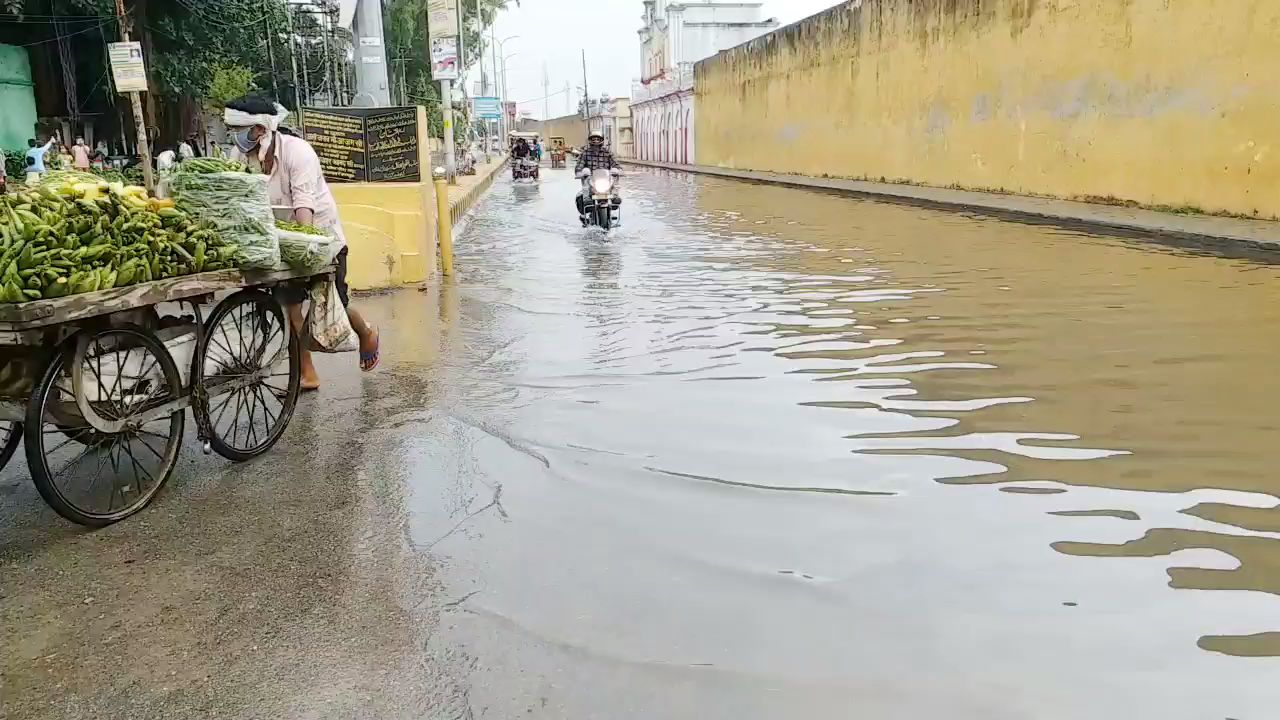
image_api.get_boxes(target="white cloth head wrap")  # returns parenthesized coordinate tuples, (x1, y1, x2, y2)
(224, 103, 290, 131)
(224, 103, 291, 162)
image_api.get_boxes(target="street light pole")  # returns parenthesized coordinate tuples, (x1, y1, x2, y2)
(502, 52, 519, 130)
(495, 35, 518, 139)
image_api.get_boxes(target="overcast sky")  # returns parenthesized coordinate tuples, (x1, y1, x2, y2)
(477, 0, 845, 119)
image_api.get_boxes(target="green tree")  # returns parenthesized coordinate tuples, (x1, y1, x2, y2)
(205, 63, 256, 109)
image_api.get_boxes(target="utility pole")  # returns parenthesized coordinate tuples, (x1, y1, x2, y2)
(265, 14, 279, 98)
(473, 0, 492, 158)
(542, 62, 550, 122)
(112, 0, 153, 192)
(564, 80, 570, 117)
(301, 20, 311, 107)
(491, 25, 502, 139)
(426, 3, 457, 181)
(581, 49, 590, 129)
(286, 3, 303, 111)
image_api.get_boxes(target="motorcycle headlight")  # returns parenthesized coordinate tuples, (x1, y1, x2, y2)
(591, 177, 612, 194)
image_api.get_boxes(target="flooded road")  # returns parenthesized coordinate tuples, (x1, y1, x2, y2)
(414, 167, 1280, 718)
(2, 164, 1279, 718)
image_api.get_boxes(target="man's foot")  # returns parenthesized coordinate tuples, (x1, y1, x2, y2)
(359, 326, 381, 372)
(579, 213, 589, 227)
(300, 352, 321, 391)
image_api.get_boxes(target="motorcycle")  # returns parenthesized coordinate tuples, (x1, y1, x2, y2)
(511, 157, 539, 182)
(578, 168, 622, 230)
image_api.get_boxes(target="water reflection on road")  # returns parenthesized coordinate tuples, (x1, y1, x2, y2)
(407, 167, 1280, 718)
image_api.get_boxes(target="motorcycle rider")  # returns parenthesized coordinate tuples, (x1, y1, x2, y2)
(575, 131, 620, 222)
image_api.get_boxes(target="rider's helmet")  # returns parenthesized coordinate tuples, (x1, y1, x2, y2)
(588, 132, 604, 144)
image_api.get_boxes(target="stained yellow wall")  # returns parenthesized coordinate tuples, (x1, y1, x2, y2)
(331, 183, 435, 290)
(537, 114, 589, 148)
(695, 0, 1280, 218)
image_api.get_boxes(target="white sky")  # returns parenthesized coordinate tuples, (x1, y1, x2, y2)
(476, 0, 846, 119)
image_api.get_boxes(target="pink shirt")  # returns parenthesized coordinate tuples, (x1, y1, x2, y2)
(72, 145, 91, 169)
(235, 133, 346, 244)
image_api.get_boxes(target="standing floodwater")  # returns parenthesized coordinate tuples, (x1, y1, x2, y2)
(2, 166, 1277, 719)
(408, 167, 1280, 719)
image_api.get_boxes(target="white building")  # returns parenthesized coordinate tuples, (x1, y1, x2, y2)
(632, 1, 777, 164)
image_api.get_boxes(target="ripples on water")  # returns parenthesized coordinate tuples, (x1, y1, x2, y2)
(420, 168, 1280, 715)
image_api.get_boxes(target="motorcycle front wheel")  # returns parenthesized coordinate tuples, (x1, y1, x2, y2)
(594, 205, 612, 230)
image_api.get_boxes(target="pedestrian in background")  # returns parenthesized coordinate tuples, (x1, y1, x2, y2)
(72, 138, 91, 170)
(24, 135, 57, 185)
(56, 144, 73, 170)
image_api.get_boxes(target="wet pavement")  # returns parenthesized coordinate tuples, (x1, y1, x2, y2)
(4, 166, 1280, 718)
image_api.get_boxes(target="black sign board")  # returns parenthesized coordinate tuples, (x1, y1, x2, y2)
(301, 106, 421, 183)
(365, 108, 421, 182)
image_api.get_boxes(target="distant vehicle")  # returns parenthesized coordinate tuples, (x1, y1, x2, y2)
(549, 137, 567, 168)
(509, 131, 541, 182)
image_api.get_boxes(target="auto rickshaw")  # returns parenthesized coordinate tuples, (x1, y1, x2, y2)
(549, 136, 567, 168)
(508, 131, 541, 181)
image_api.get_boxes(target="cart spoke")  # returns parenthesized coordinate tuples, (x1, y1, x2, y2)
(133, 434, 167, 462)
(123, 435, 156, 491)
(244, 386, 259, 447)
(209, 386, 238, 432)
(106, 346, 130, 420)
(255, 384, 281, 430)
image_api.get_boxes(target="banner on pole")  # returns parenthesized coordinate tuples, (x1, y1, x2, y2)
(427, 0, 460, 80)
(426, 0, 460, 43)
(108, 41, 148, 93)
(431, 37, 459, 80)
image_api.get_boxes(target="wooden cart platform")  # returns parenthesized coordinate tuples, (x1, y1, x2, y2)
(0, 265, 332, 526)
(0, 267, 321, 333)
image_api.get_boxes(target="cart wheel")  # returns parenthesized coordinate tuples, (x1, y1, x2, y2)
(25, 327, 184, 527)
(195, 290, 300, 462)
(0, 421, 21, 471)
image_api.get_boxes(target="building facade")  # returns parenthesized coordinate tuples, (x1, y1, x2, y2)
(632, 0, 777, 164)
(587, 97, 634, 159)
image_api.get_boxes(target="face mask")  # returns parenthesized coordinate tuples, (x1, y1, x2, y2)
(233, 128, 258, 153)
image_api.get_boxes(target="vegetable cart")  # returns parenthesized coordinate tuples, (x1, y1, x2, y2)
(0, 265, 328, 526)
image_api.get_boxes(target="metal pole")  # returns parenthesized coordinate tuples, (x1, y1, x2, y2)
(491, 28, 502, 139)
(442, 78, 456, 182)
(286, 4, 303, 110)
(113, 0, 153, 193)
(265, 14, 279, 98)
(581, 49, 589, 123)
(321, 11, 332, 103)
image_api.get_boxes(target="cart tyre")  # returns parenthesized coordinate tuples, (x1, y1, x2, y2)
(195, 290, 301, 462)
(0, 421, 21, 471)
(25, 327, 184, 527)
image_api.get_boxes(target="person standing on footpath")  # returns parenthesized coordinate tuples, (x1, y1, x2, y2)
(223, 95, 381, 389)
(72, 138, 91, 170)
(24, 134, 57, 184)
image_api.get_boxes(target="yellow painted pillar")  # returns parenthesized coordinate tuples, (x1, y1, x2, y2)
(434, 177, 454, 276)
